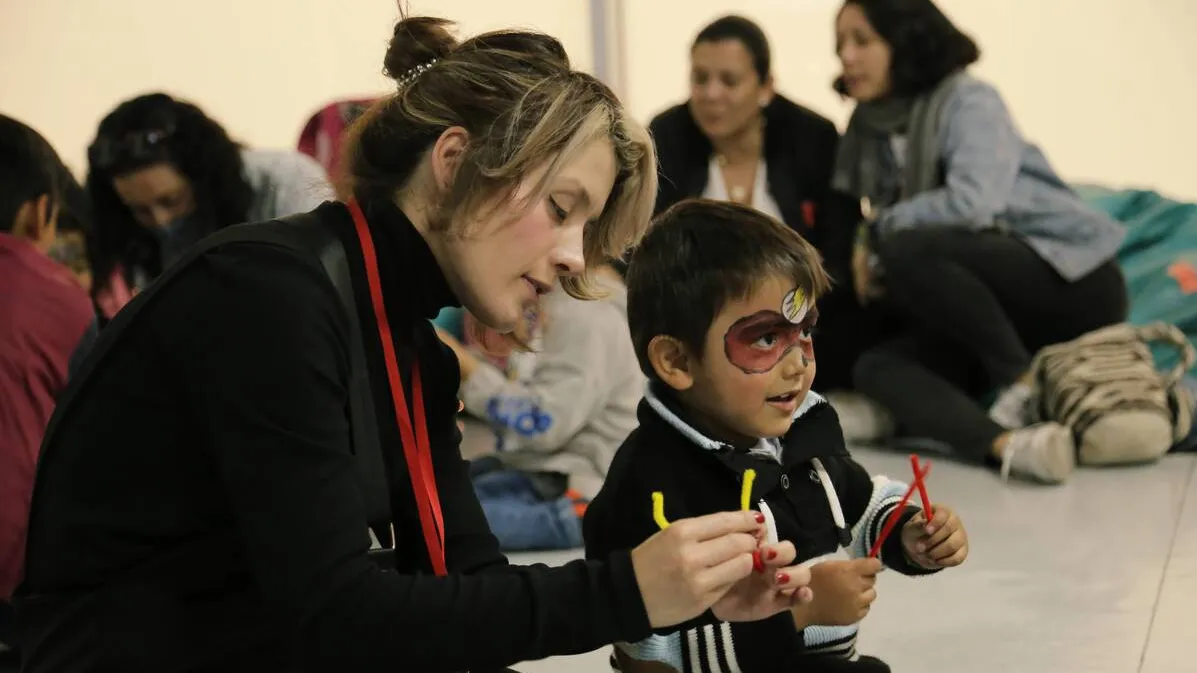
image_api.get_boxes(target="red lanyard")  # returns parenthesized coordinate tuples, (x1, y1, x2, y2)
(348, 198, 448, 576)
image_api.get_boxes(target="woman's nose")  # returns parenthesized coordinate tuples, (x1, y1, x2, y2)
(697, 81, 725, 101)
(839, 45, 856, 67)
(552, 224, 585, 277)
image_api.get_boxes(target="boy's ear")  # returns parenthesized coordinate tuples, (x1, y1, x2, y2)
(647, 335, 695, 391)
(11, 194, 58, 251)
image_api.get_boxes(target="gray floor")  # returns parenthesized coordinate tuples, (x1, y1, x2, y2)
(508, 446, 1197, 673)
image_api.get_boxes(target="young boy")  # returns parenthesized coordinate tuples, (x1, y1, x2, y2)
(583, 199, 969, 673)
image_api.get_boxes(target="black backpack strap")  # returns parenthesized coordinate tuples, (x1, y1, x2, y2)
(251, 214, 391, 530)
(43, 212, 392, 527)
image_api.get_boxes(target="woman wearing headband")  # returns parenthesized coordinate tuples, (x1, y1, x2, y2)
(67, 93, 333, 375)
(17, 17, 812, 672)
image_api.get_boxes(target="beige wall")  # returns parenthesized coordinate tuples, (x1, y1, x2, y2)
(0, 0, 593, 177)
(622, 0, 1197, 200)
(2, 0, 1194, 199)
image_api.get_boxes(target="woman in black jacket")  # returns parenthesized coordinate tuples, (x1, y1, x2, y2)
(16, 16, 812, 673)
(649, 15, 879, 394)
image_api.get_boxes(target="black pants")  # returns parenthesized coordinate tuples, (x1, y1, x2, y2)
(812, 285, 902, 393)
(852, 228, 1128, 461)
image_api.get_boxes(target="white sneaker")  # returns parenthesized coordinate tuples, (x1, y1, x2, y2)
(999, 422, 1075, 484)
(825, 391, 895, 444)
(989, 382, 1033, 430)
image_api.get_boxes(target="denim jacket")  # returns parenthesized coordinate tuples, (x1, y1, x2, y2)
(876, 76, 1125, 281)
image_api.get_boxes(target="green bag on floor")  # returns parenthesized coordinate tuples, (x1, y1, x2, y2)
(1076, 185, 1197, 374)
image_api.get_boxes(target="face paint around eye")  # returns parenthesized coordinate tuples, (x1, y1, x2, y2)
(723, 310, 809, 374)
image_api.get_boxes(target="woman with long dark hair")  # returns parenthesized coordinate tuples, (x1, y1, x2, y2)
(835, 0, 1128, 483)
(69, 93, 332, 372)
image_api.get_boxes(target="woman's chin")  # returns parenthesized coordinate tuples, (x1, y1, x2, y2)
(463, 302, 520, 335)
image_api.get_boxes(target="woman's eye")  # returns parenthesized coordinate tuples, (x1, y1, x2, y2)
(548, 198, 568, 222)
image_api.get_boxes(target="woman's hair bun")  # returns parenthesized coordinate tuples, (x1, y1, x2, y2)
(384, 16, 458, 82)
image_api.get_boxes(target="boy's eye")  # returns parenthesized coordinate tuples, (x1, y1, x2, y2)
(753, 333, 779, 349)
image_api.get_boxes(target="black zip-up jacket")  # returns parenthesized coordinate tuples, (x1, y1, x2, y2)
(18, 199, 650, 672)
(584, 387, 937, 673)
(648, 96, 862, 283)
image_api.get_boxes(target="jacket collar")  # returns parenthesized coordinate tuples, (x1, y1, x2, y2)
(356, 197, 459, 321)
(641, 382, 847, 468)
(654, 95, 812, 229)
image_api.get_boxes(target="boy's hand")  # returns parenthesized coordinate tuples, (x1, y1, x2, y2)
(900, 504, 968, 569)
(791, 557, 881, 628)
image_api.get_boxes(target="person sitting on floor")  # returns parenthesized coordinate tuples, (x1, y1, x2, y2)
(438, 259, 643, 551)
(648, 15, 869, 395)
(69, 92, 334, 374)
(0, 115, 94, 656)
(584, 199, 969, 673)
(834, 0, 1128, 483)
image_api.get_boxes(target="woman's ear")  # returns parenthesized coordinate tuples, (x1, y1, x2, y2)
(430, 126, 470, 191)
(758, 74, 776, 108)
(648, 335, 696, 392)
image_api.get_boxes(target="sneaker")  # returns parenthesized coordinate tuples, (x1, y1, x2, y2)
(999, 422, 1075, 484)
(825, 391, 895, 444)
(989, 381, 1033, 430)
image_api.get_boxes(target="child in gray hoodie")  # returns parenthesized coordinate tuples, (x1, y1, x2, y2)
(437, 261, 644, 550)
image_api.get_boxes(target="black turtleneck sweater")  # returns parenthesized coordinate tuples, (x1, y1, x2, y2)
(19, 200, 650, 672)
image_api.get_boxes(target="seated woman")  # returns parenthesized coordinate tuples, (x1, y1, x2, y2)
(69, 93, 334, 373)
(649, 15, 871, 394)
(438, 260, 643, 551)
(836, 0, 1128, 483)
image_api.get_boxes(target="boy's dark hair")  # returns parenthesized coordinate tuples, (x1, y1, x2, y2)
(833, 0, 980, 98)
(0, 114, 63, 234)
(693, 15, 771, 82)
(625, 199, 831, 379)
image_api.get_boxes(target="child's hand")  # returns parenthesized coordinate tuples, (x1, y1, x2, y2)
(900, 504, 968, 569)
(791, 557, 881, 628)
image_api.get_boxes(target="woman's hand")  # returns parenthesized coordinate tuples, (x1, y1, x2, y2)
(629, 511, 813, 629)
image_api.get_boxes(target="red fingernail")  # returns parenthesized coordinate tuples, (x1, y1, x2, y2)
(776, 572, 790, 584)
(754, 512, 765, 524)
(766, 549, 778, 561)
(751, 550, 764, 573)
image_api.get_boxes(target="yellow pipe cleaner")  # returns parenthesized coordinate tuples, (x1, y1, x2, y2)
(651, 468, 757, 532)
(652, 492, 670, 530)
(740, 469, 756, 511)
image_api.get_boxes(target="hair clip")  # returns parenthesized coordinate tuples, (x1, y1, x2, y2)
(396, 58, 439, 89)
